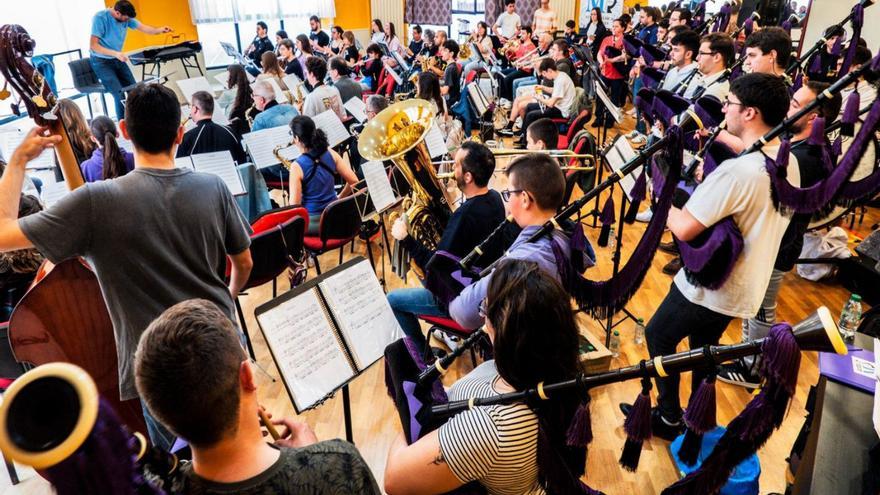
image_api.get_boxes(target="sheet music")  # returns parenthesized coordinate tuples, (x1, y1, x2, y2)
(214, 70, 251, 88)
(263, 77, 290, 104)
(241, 126, 294, 168)
(312, 110, 350, 148)
(344, 97, 368, 122)
(605, 136, 641, 200)
(384, 62, 403, 85)
(595, 82, 623, 124)
(2, 131, 55, 170)
(256, 288, 355, 412)
(468, 83, 489, 115)
(40, 180, 69, 208)
(175, 156, 195, 170)
(318, 259, 403, 370)
(117, 135, 135, 154)
(176, 76, 214, 103)
(191, 151, 247, 196)
(425, 122, 447, 158)
(362, 161, 396, 213)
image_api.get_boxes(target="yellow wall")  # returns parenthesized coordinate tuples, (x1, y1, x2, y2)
(104, 0, 198, 50)
(333, 0, 372, 30)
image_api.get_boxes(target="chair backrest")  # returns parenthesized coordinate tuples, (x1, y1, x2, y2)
(565, 109, 592, 143)
(244, 216, 306, 290)
(319, 189, 367, 242)
(68, 58, 100, 89)
(252, 205, 310, 234)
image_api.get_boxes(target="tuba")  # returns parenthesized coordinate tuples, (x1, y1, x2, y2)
(358, 99, 454, 255)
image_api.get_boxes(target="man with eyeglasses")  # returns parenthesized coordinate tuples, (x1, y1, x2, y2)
(620, 73, 800, 441)
(386, 142, 513, 352)
(683, 32, 734, 101)
(177, 91, 247, 164)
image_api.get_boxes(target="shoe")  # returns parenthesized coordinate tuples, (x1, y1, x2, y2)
(631, 134, 647, 145)
(662, 257, 682, 275)
(635, 209, 653, 223)
(618, 404, 685, 442)
(497, 127, 515, 136)
(440, 333, 461, 353)
(624, 130, 640, 139)
(718, 358, 761, 389)
(658, 240, 679, 254)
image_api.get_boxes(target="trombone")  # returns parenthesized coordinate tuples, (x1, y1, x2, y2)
(434, 149, 596, 179)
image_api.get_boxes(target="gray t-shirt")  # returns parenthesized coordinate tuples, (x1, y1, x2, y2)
(19, 168, 251, 400)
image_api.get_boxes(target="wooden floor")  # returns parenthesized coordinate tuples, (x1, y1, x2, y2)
(6, 123, 874, 494)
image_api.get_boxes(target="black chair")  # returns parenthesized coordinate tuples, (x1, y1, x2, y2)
(68, 58, 109, 118)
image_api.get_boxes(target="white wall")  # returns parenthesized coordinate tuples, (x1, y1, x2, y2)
(801, 0, 880, 55)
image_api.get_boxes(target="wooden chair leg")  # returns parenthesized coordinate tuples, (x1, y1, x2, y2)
(338, 246, 344, 264)
(234, 298, 256, 361)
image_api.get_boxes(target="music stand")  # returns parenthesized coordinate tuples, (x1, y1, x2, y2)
(220, 41, 251, 66)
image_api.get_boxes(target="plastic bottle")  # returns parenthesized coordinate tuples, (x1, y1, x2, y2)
(634, 318, 645, 346)
(608, 226, 616, 250)
(609, 330, 620, 358)
(838, 294, 863, 343)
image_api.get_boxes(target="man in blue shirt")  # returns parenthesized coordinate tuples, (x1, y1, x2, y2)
(250, 81, 299, 184)
(89, 1, 172, 119)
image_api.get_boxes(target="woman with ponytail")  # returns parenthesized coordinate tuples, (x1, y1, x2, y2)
(80, 116, 134, 182)
(287, 115, 358, 234)
(384, 259, 591, 495)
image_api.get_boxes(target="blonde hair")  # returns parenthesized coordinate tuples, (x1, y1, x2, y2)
(343, 30, 356, 46)
(260, 51, 284, 79)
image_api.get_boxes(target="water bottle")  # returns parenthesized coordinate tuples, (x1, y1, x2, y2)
(634, 318, 645, 346)
(837, 294, 863, 343)
(609, 330, 621, 358)
(608, 226, 616, 250)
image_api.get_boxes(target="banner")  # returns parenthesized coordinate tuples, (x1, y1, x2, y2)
(578, 0, 625, 29)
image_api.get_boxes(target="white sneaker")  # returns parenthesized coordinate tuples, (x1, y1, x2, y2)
(440, 333, 460, 352)
(631, 134, 648, 145)
(624, 130, 639, 139)
(635, 209, 653, 223)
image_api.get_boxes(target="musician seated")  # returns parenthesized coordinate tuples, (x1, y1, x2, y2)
(406, 24, 425, 64)
(385, 259, 587, 495)
(256, 51, 288, 90)
(669, 7, 692, 28)
(462, 22, 495, 80)
(277, 39, 305, 81)
(0, 163, 43, 321)
(502, 33, 551, 101)
(387, 142, 511, 351)
(250, 81, 299, 133)
(341, 31, 361, 70)
(450, 154, 594, 330)
(439, 40, 462, 107)
(524, 117, 558, 150)
(507, 39, 573, 103)
(506, 58, 576, 148)
(360, 43, 384, 92)
(246, 21, 274, 76)
(286, 116, 358, 235)
(218, 65, 254, 140)
(743, 27, 792, 79)
(347, 96, 390, 176)
(80, 115, 134, 182)
(682, 33, 733, 101)
(497, 27, 535, 80)
(300, 56, 347, 120)
(329, 56, 363, 106)
(177, 92, 248, 164)
(135, 299, 380, 494)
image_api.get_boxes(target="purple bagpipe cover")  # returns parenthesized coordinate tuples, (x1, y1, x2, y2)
(641, 66, 667, 90)
(424, 250, 481, 309)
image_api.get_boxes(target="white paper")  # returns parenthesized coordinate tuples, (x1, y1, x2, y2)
(214, 71, 231, 87)
(40, 180, 69, 209)
(362, 161, 396, 213)
(191, 151, 247, 196)
(312, 110, 350, 148)
(873, 338, 880, 440)
(425, 122, 448, 159)
(318, 259, 403, 370)
(175, 156, 195, 170)
(256, 288, 355, 412)
(263, 77, 290, 104)
(605, 136, 642, 200)
(595, 82, 623, 124)
(854, 356, 877, 380)
(384, 62, 403, 85)
(241, 126, 295, 168)
(344, 97, 368, 122)
(3, 131, 55, 170)
(176, 76, 214, 104)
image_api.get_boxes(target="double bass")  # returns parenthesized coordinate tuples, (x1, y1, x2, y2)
(0, 24, 146, 434)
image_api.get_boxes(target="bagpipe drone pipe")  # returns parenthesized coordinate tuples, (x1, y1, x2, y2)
(0, 363, 179, 494)
(384, 299, 847, 494)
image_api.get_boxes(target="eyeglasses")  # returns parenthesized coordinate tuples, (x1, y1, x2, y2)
(478, 298, 488, 318)
(697, 51, 716, 57)
(500, 189, 525, 201)
(723, 99, 743, 108)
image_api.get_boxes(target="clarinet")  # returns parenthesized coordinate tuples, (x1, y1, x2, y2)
(417, 329, 487, 386)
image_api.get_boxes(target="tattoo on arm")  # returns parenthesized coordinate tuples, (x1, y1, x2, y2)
(430, 449, 446, 466)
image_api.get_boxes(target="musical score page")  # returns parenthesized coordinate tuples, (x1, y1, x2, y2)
(384, 63, 403, 85)
(362, 161, 397, 213)
(175, 156, 195, 170)
(176, 76, 214, 103)
(191, 151, 247, 196)
(318, 259, 403, 370)
(40, 181, 70, 209)
(606, 136, 641, 200)
(3, 131, 55, 170)
(344, 97, 368, 122)
(312, 110, 350, 148)
(425, 123, 447, 158)
(241, 126, 293, 168)
(256, 288, 355, 412)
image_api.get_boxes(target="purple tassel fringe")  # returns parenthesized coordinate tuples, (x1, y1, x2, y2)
(678, 376, 718, 466)
(841, 90, 861, 137)
(839, 4, 864, 77)
(625, 170, 648, 223)
(678, 217, 744, 290)
(620, 387, 653, 472)
(566, 401, 594, 447)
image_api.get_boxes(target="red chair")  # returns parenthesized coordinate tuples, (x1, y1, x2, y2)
(230, 209, 307, 359)
(417, 315, 481, 367)
(557, 109, 593, 149)
(563, 131, 598, 204)
(303, 189, 367, 274)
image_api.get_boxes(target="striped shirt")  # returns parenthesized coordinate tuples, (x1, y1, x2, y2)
(532, 8, 558, 37)
(438, 361, 543, 495)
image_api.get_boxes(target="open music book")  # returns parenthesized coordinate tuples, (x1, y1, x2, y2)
(344, 97, 368, 122)
(255, 257, 402, 412)
(605, 135, 641, 200)
(175, 76, 214, 103)
(176, 151, 247, 196)
(241, 126, 300, 169)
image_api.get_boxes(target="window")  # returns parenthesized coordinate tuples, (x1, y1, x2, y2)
(196, 18, 313, 70)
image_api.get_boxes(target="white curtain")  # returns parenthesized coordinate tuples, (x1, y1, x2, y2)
(188, 0, 335, 24)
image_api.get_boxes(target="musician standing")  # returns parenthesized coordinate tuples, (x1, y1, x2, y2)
(621, 74, 799, 440)
(387, 142, 510, 351)
(593, 17, 628, 128)
(532, 0, 559, 37)
(668, 7, 692, 28)
(743, 27, 792, 79)
(0, 84, 253, 450)
(246, 22, 274, 73)
(661, 30, 700, 91)
(805, 26, 844, 83)
(439, 41, 462, 107)
(309, 16, 331, 52)
(493, 0, 522, 42)
(89, 1, 172, 119)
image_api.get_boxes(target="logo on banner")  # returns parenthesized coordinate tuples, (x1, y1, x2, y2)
(579, 0, 624, 28)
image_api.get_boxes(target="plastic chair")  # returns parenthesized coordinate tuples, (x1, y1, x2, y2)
(417, 315, 481, 367)
(557, 109, 593, 149)
(230, 209, 307, 359)
(303, 190, 367, 274)
(67, 58, 109, 118)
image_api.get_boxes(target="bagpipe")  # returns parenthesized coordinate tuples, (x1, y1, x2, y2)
(424, 96, 725, 319)
(385, 297, 847, 494)
(0, 363, 179, 494)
